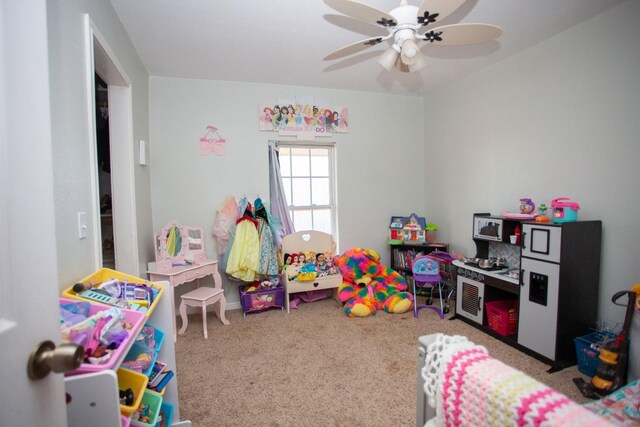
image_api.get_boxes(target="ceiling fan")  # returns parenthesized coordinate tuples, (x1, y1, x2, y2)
(323, 0, 503, 72)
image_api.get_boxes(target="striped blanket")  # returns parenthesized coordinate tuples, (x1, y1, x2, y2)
(422, 334, 613, 427)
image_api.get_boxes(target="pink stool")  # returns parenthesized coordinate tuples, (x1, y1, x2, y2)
(178, 287, 230, 338)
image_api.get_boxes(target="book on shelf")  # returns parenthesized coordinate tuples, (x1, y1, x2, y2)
(393, 249, 425, 269)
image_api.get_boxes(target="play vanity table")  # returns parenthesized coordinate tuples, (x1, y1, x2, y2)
(148, 220, 227, 341)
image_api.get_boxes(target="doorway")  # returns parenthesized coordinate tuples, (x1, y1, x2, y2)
(87, 15, 140, 275)
(95, 73, 115, 268)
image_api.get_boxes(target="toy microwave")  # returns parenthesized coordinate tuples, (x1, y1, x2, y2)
(551, 197, 580, 223)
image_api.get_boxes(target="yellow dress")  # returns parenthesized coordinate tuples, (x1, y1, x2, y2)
(225, 218, 260, 282)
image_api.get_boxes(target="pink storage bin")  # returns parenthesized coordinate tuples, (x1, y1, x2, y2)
(60, 297, 146, 375)
(121, 415, 131, 427)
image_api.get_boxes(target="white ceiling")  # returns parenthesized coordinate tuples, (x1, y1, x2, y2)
(109, 0, 627, 96)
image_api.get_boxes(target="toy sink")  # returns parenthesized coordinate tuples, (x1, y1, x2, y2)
(551, 197, 580, 223)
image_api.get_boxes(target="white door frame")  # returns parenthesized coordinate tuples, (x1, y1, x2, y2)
(84, 15, 140, 275)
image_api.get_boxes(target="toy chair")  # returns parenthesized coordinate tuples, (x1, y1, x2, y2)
(411, 255, 445, 319)
(178, 287, 229, 339)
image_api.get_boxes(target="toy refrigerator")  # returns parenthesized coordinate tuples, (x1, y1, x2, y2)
(517, 221, 602, 370)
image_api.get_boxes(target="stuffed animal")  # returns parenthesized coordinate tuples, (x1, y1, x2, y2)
(333, 248, 413, 317)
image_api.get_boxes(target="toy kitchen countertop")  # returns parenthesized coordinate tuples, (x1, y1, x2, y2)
(453, 259, 520, 293)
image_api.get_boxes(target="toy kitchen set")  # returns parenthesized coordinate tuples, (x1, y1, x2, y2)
(452, 198, 603, 371)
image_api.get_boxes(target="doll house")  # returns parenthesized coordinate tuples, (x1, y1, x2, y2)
(388, 213, 427, 244)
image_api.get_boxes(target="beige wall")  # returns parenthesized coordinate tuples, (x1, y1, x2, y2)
(421, 0, 640, 323)
(44, 0, 638, 323)
(47, 0, 153, 285)
(149, 78, 425, 307)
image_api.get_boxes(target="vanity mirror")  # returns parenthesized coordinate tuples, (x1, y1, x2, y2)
(154, 220, 207, 272)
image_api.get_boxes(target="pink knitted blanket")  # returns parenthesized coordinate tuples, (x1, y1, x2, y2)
(423, 334, 613, 427)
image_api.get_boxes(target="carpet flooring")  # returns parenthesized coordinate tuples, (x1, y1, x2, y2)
(174, 298, 592, 426)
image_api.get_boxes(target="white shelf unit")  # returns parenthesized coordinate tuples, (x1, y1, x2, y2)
(64, 281, 191, 426)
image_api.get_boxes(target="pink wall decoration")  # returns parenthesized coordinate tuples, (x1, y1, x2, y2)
(200, 125, 226, 156)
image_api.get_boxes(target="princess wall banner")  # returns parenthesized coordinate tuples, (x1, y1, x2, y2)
(259, 97, 348, 137)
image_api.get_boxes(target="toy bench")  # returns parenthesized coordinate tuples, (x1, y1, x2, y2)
(281, 230, 342, 313)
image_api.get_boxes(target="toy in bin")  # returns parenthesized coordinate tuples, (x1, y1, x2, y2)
(551, 197, 580, 223)
(63, 268, 165, 319)
(73, 279, 154, 308)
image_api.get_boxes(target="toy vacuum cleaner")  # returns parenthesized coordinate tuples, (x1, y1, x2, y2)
(574, 290, 638, 399)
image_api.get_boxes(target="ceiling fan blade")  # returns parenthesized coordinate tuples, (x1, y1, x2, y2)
(324, 0, 397, 28)
(417, 0, 466, 30)
(419, 23, 503, 46)
(324, 36, 387, 60)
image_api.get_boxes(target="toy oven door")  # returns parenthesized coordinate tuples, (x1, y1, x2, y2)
(456, 274, 484, 324)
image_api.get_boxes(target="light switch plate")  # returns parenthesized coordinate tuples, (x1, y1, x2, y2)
(77, 212, 87, 239)
(139, 139, 148, 166)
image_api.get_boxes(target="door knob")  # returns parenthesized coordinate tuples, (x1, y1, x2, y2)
(27, 340, 83, 380)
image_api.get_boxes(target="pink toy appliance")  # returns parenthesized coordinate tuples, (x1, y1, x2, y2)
(551, 197, 580, 223)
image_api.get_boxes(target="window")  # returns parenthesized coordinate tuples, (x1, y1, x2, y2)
(278, 143, 336, 235)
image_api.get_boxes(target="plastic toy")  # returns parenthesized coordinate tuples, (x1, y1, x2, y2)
(425, 222, 438, 242)
(520, 198, 535, 214)
(119, 388, 134, 406)
(551, 197, 580, 223)
(333, 248, 413, 317)
(514, 225, 521, 245)
(388, 213, 427, 244)
(502, 199, 539, 220)
(574, 289, 638, 398)
(535, 203, 550, 222)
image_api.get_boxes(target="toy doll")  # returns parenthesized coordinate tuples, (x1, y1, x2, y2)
(297, 253, 306, 267)
(315, 252, 329, 277)
(282, 253, 292, 274)
(287, 253, 301, 281)
(297, 258, 318, 281)
(304, 251, 316, 263)
(324, 251, 338, 275)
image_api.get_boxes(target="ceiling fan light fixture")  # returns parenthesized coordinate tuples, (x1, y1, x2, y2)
(400, 39, 419, 65)
(378, 45, 400, 71)
(408, 54, 427, 72)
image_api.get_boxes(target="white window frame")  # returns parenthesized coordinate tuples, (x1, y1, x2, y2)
(277, 141, 337, 237)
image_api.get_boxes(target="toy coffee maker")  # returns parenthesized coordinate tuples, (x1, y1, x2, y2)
(551, 197, 580, 223)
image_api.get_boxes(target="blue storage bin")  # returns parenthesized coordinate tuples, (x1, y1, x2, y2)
(123, 324, 165, 376)
(155, 402, 174, 427)
(574, 331, 617, 377)
(148, 324, 165, 354)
